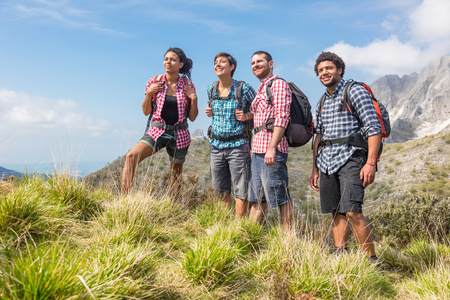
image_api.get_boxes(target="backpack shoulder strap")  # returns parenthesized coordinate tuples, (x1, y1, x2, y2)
(182, 77, 192, 88)
(342, 80, 364, 127)
(208, 81, 219, 107)
(265, 77, 286, 106)
(235, 81, 245, 110)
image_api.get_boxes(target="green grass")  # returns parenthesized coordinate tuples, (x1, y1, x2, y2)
(1, 174, 450, 299)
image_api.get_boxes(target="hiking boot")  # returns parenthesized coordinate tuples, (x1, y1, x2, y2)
(332, 246, 348, 256)
(368, 255, 382, 268)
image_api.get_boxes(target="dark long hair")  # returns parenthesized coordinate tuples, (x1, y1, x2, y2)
(165, 47, 193, 79)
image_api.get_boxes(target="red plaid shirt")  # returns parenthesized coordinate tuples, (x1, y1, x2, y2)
(145, 75, 194, 149)
(251, 75, 291, 154)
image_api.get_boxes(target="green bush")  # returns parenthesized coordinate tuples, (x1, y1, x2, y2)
(370, 194, 450, 248)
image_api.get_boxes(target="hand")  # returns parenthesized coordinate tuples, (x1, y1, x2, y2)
(360, 163, 376, 187)
(235, 109, 247, 121)
(146, 82, 164, 97)
(183, 85, 197, 100)
(205, 107, 213, 117)
(310, 168, 320, 191)
(264, 148, 276, 167)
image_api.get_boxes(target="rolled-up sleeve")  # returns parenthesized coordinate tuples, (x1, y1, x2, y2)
(271, 79, 291, 128)
(350, 85, 382, 138)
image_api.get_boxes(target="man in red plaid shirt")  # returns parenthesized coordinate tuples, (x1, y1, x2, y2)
(248, 51, 294, 231)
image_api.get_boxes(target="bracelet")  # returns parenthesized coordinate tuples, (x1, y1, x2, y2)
(367, 162, 376, 167)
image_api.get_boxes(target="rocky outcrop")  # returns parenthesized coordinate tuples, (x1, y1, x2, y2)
(370, 56, 450, 143)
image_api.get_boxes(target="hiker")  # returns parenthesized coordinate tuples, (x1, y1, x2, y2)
(121, 47, 198, 194)
(309, 51, 382, 261)
(205, 52, 256, 217)
(247, 51, 294, 231)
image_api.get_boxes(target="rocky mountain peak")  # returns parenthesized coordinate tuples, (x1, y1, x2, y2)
(370, 56, 450, 143)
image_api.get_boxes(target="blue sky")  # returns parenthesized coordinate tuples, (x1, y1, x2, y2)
(0, 0, 449, 173)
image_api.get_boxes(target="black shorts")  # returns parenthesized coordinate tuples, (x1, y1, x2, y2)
(320, 150, 366, 214)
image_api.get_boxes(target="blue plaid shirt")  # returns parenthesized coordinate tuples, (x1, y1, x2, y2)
(207, 80, 256, 149)
(315, 79, 382, 175)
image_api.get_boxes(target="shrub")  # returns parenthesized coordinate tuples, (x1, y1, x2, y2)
(370, 194, 450, 248)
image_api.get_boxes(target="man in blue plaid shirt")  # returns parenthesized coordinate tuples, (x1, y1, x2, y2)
(206, 52, 256, 217)
(310, 52, 382, 263)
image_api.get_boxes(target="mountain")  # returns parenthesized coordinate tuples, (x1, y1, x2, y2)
(191, 129, 207, 140)
(370, 56, 450, 143)
(0, 166, 22, 179)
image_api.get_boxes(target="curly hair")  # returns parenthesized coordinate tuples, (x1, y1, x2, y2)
(314, 51, 345, 77)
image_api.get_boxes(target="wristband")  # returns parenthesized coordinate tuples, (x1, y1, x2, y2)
(367, 162, 375, 167)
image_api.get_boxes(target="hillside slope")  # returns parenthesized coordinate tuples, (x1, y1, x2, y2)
(86, 132, 450, 215)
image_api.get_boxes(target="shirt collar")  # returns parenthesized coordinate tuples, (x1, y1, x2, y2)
(161, 74, 185, 88)
(325, 78, 346, 97)
(261, 74, 277, 85)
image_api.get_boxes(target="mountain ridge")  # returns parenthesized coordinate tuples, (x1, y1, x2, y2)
(371, 55, 450, 143)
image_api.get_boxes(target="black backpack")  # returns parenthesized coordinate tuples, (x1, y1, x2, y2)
(253, 78, 314, 147)
(207, 81, 253, 141)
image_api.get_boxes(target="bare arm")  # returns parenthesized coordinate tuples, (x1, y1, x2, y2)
(142, 82, 163, 116)
(309, 133, 322, 191)
(264, 126, 285, 167)
(184, 85, 198, 121)
(360, 133, 381, 187)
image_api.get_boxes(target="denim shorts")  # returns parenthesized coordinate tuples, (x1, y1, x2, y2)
(139, 132, 189, 164)
(210, 143, 251, 199)
(248, 151, 290, 208)
(319, 150, 366, 214)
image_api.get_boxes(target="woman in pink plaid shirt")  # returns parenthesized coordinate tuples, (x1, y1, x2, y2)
(121, 47, 198, 195)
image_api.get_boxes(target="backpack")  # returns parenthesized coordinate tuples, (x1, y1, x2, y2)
(253, 78, 314, 147)
(318, 80, 391, 158)
(207, 80, 253, 142)
(145, 74, 193, 133)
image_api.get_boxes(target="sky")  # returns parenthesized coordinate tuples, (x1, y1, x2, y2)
(0, 0, 449, 174)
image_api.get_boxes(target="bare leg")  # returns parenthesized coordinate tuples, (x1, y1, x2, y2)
(279, 201, 294, 232)
(249, 201, 267, 223)
(235, 197, 248, 218)
(346, 212, 376, 257)
(169, 162, 183, 194)
(122, 143, 153, 194)
(332, 212, 351, 248)
(219, 194, 233, 209)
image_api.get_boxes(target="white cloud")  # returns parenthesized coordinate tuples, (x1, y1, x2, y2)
(0, 88, 110, 135)
(409, 0, 450, 43)
(326, 0, 450, 77)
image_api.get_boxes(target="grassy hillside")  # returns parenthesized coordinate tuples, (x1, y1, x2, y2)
(1, 173, 450, 299)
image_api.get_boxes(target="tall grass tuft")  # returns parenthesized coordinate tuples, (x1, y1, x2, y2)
(47, 175, 103, 220)
(0, 239, 161, 299)
(181, 224, 245, 287)
(0, 240, 84, 299)
(246, 228, 394, 299)
(92, 192, 190, 247)
(398, 263, 450, 299)
(380, 239, 450, 273)
(0, 175, 70, 246)
(81, 241, 160, 298)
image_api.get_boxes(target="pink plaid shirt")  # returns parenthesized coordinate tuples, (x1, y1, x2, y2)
(145, 74, 194, 150)
(251, 75, 291, 154)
